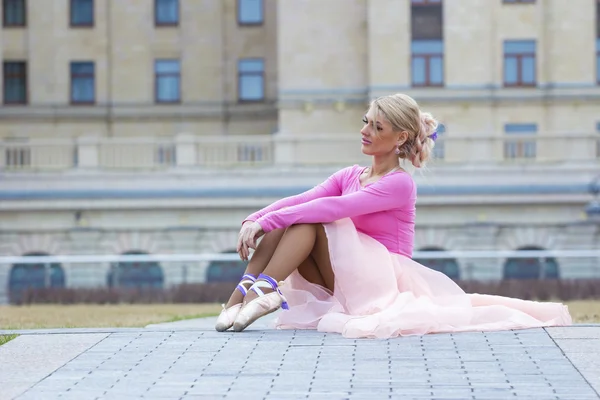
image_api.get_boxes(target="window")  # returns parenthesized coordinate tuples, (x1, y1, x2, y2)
(238, 0, 263, 25)
(411, 40, 444, 87)
(596, 122, 600, 159)
(503, 247, 559, 280)
(411, 4, 443, 39)
(432, 123, 445, 159)
(413, 248, 460, 280)
(411, 0, 443, 87)
(155, 0, 178, 26)
(504, 40, 536, 87)
(155, 59, 181, 103)
(504, 123, 537, 159)
(70, 0, 93, 27)
(596, 39, 600, 85)
(107, 251, 164, 289)
(3, 0, 26, 27)
(206, 251, 247, 283)
(3, 61, 27, 104)
(238, 58, 265, 101)
(70, 62, 95, 104)
(8, 253, 66, 304)
(503, 0, 535, 3)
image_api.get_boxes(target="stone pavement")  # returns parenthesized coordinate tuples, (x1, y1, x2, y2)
(0, 315, 599, 400)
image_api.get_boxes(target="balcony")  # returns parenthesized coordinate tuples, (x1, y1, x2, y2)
(0, 133, 598, 171)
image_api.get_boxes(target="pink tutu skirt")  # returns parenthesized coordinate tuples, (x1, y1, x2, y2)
(275, 218, 572, 339)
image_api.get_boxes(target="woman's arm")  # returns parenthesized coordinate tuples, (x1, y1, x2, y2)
(243, 167, 351, 223)
(255, 172, 415, 232)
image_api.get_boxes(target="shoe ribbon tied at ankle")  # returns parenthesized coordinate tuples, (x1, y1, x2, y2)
(253, 273, 289, 310)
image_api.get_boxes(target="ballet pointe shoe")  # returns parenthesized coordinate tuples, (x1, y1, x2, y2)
(215, 303, 242, 332)
(233, 273, 289, 332)
(214, 273, 256, 332)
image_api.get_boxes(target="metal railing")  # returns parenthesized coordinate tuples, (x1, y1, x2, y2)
(0, 134, 598, 171)
(0, 250, 599, 303)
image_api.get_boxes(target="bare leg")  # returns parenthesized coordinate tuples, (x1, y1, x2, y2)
(224, 228, 286, 308)
(243, 223, 334, 304)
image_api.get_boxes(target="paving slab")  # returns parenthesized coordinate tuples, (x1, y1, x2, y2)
(547, 327, 600, 395)
(0, 333, 109, 400)
(0, 322, 598, 400)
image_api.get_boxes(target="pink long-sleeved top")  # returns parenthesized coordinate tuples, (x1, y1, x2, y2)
(245, 165, 417, 257)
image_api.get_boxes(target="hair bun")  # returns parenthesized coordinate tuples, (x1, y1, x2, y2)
(420, 112, 438, 137)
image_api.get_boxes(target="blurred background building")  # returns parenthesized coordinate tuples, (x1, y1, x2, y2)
(0, 0, 599, 301)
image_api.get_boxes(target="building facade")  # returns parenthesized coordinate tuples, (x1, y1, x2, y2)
(1, 0, 599, 299)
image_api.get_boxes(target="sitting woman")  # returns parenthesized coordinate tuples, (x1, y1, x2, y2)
(215, 93, 572, 339)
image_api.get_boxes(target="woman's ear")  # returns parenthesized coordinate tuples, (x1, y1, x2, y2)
(397, 131, 409, 147)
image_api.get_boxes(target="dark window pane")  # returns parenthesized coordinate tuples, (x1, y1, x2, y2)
(70, 62, 95, 103)
(504, 40, 535, 54)
(71, 0, 93, 26)
(411, 57, 426, 85)
(155, 60, 181, 102)
(411, 39, 444, 54)
(504, 57, 518, 84)
(503, 249, 559, 280)
(238, 0, 263, 24)
(155, 0, 178, 25)
(429, 56, 443, 84)
(71, 61, 94, 75)
(521, 56, 535, 84)
(411, 2, 443, 40)
(597, 2, 600, 38)
(206, 251, 247, 283)
(504, 123, 537, 134)
(238, 58, 264, 101)
(107, 252, 164, 289)
(413, 248, 460, 280)
(8, 253, 66, 304)
(597, 39, 600, 83)
(3, 0, 26, 26)
(3, 61, 27, 104)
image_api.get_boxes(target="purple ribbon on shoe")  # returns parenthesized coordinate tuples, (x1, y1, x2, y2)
(257, 273, 289, 310)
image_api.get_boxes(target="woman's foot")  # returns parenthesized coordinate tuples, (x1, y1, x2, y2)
(233, 273, 289, 332)
(215, 273, 257, 332)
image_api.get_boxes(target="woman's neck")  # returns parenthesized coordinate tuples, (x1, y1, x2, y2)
(369, 155, 401, 177)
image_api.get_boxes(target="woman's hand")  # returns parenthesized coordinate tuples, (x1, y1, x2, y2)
(236, 221, 264, 261)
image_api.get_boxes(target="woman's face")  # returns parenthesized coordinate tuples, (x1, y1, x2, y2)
(360, 108, 406, 156)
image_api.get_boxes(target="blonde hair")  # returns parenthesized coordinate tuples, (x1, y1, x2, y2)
(368, 93, 438, 168)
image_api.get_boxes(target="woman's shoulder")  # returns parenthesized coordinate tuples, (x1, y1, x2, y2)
(379, 170, 416, 193)
(330, 164, 364, 179)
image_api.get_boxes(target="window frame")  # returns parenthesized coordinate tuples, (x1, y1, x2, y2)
(503, 123, 537, 160)
(410, 0, 442, 5)
(596, 38, 600, 85)
(69, 0, 94, 28)
(70, 61, 96, 105)
(2, 0, 26, 27)
(154, 59, 181, 104)
(237, 0, 264, 26)
(237, 58, 266, 102)
(503, 40, 536, 88)
(3, 61, 28, 105)
(411, 0, 442, 4)
(502, 0, 535, 4)
(154, 0, 179, 27)
(411, 40, 444, 88)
